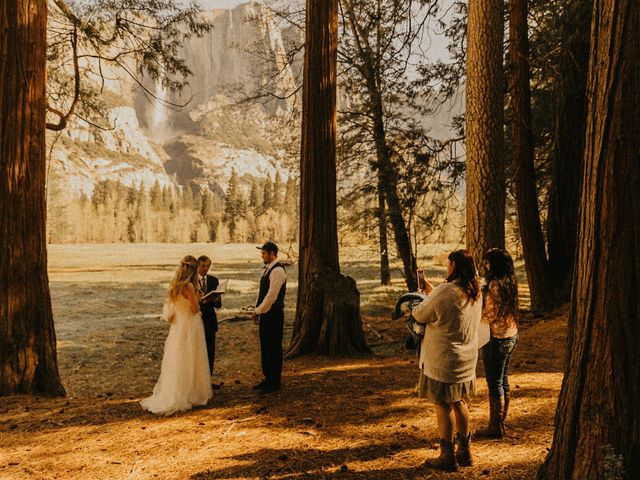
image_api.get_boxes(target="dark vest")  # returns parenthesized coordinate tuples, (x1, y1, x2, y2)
(256, 262, 286, 313)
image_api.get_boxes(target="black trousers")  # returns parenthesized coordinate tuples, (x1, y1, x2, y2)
(203, 319, 217, 376)
(259, 309, 284, 387)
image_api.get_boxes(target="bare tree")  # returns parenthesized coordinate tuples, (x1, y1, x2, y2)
(339, 0, 463, 291)
(540, 0, 640, 477)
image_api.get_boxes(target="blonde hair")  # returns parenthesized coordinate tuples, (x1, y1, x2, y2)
(168, 255, 198, 300)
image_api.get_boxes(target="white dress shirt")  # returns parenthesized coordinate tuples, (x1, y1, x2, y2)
(255, 259, 287, 315)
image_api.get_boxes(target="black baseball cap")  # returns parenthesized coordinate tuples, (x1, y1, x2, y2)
(257, 241, 278, 254)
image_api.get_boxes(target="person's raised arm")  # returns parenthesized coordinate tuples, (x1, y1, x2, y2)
(412, 283, 448, 324)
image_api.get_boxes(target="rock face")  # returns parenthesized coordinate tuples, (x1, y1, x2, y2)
(49, 106, 174, 196)
(50, 1, 300, 198)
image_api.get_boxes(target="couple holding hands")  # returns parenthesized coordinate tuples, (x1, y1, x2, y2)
(140, 242, 287, 416)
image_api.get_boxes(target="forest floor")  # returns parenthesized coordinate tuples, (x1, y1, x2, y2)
(0, 243, 567, 480)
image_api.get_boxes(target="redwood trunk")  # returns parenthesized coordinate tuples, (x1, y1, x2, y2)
(0, 0, 65, 395)
(546, 0, 591, 303)
(465, 0, 506, 268)
(540, 0, 640, 477)
(286, 0, 369, 357)
(508, 0, 555, 314)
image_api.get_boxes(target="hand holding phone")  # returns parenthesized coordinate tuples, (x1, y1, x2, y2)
(417, 269, 426, 290)
(417, 268, 433, 294)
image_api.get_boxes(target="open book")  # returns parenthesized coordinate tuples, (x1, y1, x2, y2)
(201, 279, 227, 300)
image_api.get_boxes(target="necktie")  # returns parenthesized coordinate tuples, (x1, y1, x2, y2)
(201, 277, 206, 293)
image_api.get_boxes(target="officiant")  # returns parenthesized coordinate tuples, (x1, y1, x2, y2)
(197, 255, 222, 388)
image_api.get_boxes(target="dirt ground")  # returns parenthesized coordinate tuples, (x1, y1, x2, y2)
(0, 244, 567, 479)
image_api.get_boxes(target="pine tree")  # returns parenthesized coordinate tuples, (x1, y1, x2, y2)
(224, 169, 242, 241)
(262, 175, 273, 213)
(162, 185, 172, 210)
(465, 0, 506, 268)
(273, 170, 283, 209)
(249, 178, 261, 211)
(285, 177, 298, 216)
(150, 180, 162, 207)
(182, 183, 194, 210)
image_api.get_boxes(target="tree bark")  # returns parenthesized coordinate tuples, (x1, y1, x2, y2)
(286, 0, 369, 357)
(546, 0, 592, 303)
(0, 0, 65, 395)
(376, 183, 391, 286)
(465, 0, 506, 268)
(508, 0, 555, 314)
(539, 0, 640, 477)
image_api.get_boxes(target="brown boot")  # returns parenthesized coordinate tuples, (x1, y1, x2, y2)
(502, 392, 510, 433)
(475, 395, 504, 438)
(423, 438, 459, 472)
(455, 432, 473, 467)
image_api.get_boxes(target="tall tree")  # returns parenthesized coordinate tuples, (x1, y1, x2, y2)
(287, 0, 369, 357)
(0, 0, 65, 395)
(508, 0, 555, 314)
(223, 170, 242, 241)
(539, 0, 640, 477)
(465, 0, 506, 266)
(273, 170, 283, 210)
(262, 176, 274, 213)
(546, 0, 592, 303)
(339, 0, 433, 291)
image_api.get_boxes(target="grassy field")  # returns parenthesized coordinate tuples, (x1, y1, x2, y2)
(0, 243, 564, 479)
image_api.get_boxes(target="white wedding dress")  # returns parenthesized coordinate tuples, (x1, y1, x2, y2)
(141, 295, 212, 415)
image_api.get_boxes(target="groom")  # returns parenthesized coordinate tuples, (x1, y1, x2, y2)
(197, 255, 222, 388)
(252, 241, 287, 394)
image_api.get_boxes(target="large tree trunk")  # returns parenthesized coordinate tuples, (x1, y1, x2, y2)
(0, 0, 65, 395)
(465, 0, 506, 267)
(508, 0, 555, 314)
(286, 0, 369, 357)
(376, 183, 391, 286)
(539, 0, 640, 477)
(546, 0, 591, 303)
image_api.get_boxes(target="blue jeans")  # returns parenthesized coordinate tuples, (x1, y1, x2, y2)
(482, 335, 518, 397)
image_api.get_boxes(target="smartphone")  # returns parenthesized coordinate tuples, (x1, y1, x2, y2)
(417, 268, 426, 290)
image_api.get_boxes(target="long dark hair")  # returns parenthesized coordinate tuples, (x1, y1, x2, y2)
(483, 248, 518, 318)
(446, 249, 480, 303)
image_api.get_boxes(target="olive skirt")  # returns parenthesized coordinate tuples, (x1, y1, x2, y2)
(417, 372, 475, 405)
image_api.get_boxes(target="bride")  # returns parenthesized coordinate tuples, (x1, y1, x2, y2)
(141, 255, 213, 415)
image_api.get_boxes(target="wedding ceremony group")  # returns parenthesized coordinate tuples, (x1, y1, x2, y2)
(141, 241, 288, 416)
